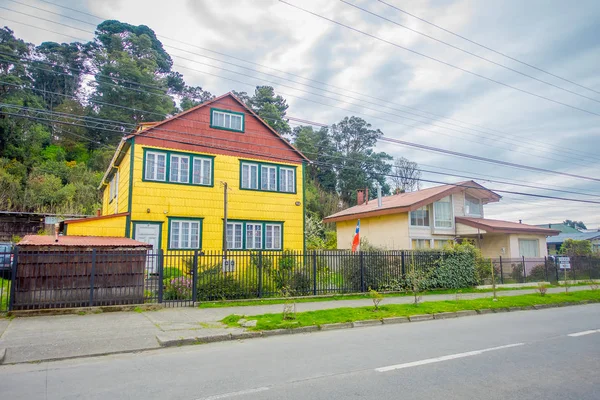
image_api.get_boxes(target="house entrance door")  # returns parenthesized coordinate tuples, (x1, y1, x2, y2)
(135, 223, 161, 274)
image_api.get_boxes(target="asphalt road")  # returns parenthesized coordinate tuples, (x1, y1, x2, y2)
(1, 305, 599, 400)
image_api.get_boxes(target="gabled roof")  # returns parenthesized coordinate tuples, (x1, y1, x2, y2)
(18, 235, 151, 248)
(130, 92, 309, 161)
(323, 180, 501, 223)
(534, 223, 580, 233)
(456, 217, 560, 236)
(546, 231, 600, 244)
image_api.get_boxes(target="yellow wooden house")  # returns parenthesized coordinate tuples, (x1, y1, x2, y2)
(65, 93, 308, 252)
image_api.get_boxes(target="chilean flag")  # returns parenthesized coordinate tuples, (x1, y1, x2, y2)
(351, 219, 360, 252)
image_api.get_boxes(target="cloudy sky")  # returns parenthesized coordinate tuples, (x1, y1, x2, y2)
(2, 0, 600, 228)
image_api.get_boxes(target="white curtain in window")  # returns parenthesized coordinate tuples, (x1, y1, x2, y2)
(434, 196, 452, 228)
(519, 239, 539, 257)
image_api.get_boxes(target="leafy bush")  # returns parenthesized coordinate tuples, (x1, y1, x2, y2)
(475, 257, 499, 285)
(163, 277, 193, 300)
(340, 239, 401, 292)
(536, 282, 548, 296)
(163, 267, 184, 280)
(427, 242, 478, 289)
(196, 275, 256, 301)
(265, 251, 312, 296)
(510, 263, 524, 282)
(527, 264, 547, 282)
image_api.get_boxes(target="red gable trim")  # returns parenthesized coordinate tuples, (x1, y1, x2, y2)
(135, 92, 309, 162)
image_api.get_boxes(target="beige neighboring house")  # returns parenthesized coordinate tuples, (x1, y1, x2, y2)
(323, 181, 560, 259)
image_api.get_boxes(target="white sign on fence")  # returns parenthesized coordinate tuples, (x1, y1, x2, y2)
(557, 256, 571, 269)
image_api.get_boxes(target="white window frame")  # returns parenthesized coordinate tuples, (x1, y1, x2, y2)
(410, 206, 430, 227)
(145, 151, 167, 181)
(279, 167, 295, 193)
(241, 162, 259, 190)
(261, 165, 277, 191)
(169, 220, 201, 249)
(518, 239, 540, 258)
(226, 222, 244, 250)
(170, 154, 190, 184)
(433, 196, 454, 229)
(465, 194, 482, 217)
(109, 174, 117, 201)
(411, 238, 432, 249)
(192, 156, 212, 186)
(211, 109, 244, 132)
(265, 224, 282, 250)
(245, 223, 263, 250)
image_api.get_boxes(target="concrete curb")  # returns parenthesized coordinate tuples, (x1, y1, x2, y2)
(382, 317, 409, 324)
(409, 314, 434, 322)
(352, 320, 383, 328)
(0, 348, 5, 365)
(434, 312, 457, 320)
(320, 322, 353, 331)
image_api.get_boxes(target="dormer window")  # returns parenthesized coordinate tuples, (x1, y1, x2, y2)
(465, 194, 482, 216)
(210, 108, 244, 132)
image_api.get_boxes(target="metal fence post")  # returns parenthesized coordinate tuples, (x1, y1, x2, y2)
(157, 249, 164, 303)
(8, 247, 18, 311)
(499, 256, 504, 284)
(401, 250, 405, 278)
(312, 250, 317, 296)
(257, 251, 263, 298)
(544, 256, 548, 282)
(555, 257, 560, 282)
(522, 256, 526, 282)
(359, 251, 365, 292)
(192, 250, 199, 303)
(89, 249, 97, 307)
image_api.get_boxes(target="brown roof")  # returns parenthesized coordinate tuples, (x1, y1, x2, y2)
(64, 212, 129, 225)
(17, 235, 151, 247)
(456, 217, 560, 236)
(323, 181, 501, 223)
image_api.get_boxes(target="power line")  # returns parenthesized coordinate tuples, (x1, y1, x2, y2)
(279, 0, 600, 118)
(4, 103, 600, 206)
(7, 1, 600, 162)
(377, 0, 600, 97)
(340, 0, 600, 104)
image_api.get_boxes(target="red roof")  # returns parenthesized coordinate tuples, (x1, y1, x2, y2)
(323, 181, 501, 223)
(456, 217, 560, 235)
(17, 235, 152, 248)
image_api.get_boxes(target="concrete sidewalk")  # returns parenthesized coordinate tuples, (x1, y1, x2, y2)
(0, 286, 590, 364)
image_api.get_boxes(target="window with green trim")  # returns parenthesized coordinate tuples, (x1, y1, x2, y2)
(143, 148, 213, 186)
(170, 219, 201, 249)
(239, 160, 296, 193)
(226, 221, 283, 250)
(211, 108, 244, 132)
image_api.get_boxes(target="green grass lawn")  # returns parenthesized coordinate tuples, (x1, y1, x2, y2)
(221, 290, 600, 331)
(0, 278, 10, 311)
(199, 284, 562, 309)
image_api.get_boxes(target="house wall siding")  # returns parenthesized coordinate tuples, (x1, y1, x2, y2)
(129, 144, 303, 251)
(66, 215, 128, 237)
(508, 234, 549, 258)
(479, 234, 510, 258)
(101, 147, 131, 216)
(337, 213, 409, 250)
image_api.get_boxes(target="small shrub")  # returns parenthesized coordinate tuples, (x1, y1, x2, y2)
(405, 267, 431, 304)
(589, 280, 599, 291)
(527, 264, 547, 282)
(281, 286, 296, 320)
(163, 267, 184, 280)
(196, 274, 256, 301)
(536, 282, 548, 296)
(511, 264, 524, 282)
(163, 277, 193, 300)
(369, 288, 383, 310)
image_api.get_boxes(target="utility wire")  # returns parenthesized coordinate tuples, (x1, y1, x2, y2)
(6, 1, 600, 162)
(279, 0, 600, 118)
(377, 0, 600, 96)
(341, 0, 600, 104)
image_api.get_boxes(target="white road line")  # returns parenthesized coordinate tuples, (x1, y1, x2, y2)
(197, 387, 270, 400)
(375, 343, 525, 372)
(568, 330, 599, 337)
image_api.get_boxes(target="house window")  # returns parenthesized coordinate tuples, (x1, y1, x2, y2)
(434, 239, 449, 249)
(261, 165, 277, 191)
(246, 223, 262, 250)
(109, 173, 117, 201)
(279, 168, 295, 193)
(145, 151, 166, 181)
(192, 157, 212, 186)
(169, 219, 201, 249)
(241, 163, 259, 189)
(265, 224, 282, 250)
(465, 194, 482, 216)
(410, 206, 430, 227)
(226, 223, 243, 249)
(170, 154, 190, 183)
(412, 239, 431, 249)
(227, 221, 283, 250)
(518, 239, 539, 257)
(240, 161, 296, 193)
(211, 108, 244, 132)
(434, 196, 453, 228)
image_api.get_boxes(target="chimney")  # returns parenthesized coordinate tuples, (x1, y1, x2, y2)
(519, 219, 522, 224)
(96, 208, 101, 217)
(356, 189, 365, 206)
(377, 183, 382, 208)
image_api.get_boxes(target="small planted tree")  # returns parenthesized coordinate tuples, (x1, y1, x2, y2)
(536, 282, 548, 296)
(281, 286, 296, 321)
(369, 288, 383, 311)
(405, 267, 430, 304)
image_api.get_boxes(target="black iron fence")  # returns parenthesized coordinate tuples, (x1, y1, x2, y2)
(1, 248, 599, 312)
(490, 256, 600, 284)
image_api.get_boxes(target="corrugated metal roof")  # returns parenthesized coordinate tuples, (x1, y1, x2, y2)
(456, 217, 560, 235)
(323, 181, 501, 223)
(546, 232, 600, 244)
(17, 235, 151, 247)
